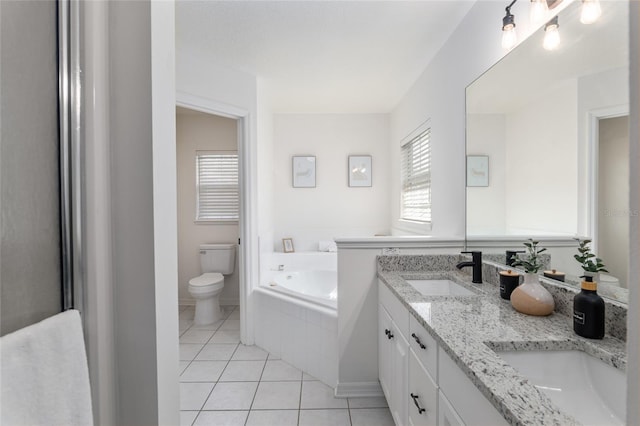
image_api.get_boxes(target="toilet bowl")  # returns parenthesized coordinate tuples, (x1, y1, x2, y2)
(189, 273, 225, 325)
(188, 243, 236, 326)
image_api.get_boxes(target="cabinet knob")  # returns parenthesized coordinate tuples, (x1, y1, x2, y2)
(411, 333, 427, 350)
(410, 393, 426, 414)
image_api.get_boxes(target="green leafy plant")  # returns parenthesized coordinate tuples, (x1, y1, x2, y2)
(511, 239, 547, 274)
(574, 238, 608, 273)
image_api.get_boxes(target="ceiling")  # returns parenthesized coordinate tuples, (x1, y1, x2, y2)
(175, 1, 475, 113)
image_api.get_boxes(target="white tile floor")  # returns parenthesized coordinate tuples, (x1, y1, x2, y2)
(179, 305, 395, 426)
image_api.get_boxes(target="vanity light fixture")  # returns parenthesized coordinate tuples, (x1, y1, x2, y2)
(501, 0, 518, 50)
(543, 16, 561, 50)
(580, 0, 602, 24)
(529, 0, 549, 27)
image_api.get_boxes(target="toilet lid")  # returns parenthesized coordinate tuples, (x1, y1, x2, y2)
(189, 273, 224, 287)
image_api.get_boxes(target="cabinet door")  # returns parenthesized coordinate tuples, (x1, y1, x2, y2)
(438, 348, 508, 426)
(378, 304, 393, 401)
(390, 319, 409, 426)
(408, 350, 438, 426)
(438, 390, 465, 426)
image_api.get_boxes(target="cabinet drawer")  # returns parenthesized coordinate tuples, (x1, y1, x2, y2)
(409, 314, 438, 381)
(408, 350, 437, 426)
(378, 280, 409, 339)
(438, 347, 508, 426)
(438, 390, 465, 426)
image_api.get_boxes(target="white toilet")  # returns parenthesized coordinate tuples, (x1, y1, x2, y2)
(188, 243, 236, 325)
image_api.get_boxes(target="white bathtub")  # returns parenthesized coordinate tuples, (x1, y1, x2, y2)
(265, 270, 337, 309)
(254, 252, 338, 387)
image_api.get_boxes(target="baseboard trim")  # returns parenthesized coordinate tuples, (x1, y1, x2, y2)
(334, 381, 383, 398)
(220, 297, 240, 306)
(178, 298, 239, 307)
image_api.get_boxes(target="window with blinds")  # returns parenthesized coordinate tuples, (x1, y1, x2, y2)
(196, 151, 239, 222)
(400, 128, 431, 224)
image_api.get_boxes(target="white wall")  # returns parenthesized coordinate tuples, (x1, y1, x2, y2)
(150, 2, 179, 423)
(176, 47, 260, 343)
(577, 67, 629, 235)
(335, 238, 463, 396)
(598, 116, 629, 288)
(389, 2, 503, 238)
(389, 0, 559, 239)
(107, 1, 179, 424)
(504, 78, 578, 235)
(176, 110, 240, 304)
(466, 114, 506, 235)
(273, 114, 391, 252)
(257, 79, 276, 261)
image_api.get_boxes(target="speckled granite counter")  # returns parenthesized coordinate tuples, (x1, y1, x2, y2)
(377, 256, 627, 426)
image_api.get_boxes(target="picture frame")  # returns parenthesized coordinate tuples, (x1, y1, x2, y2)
(466, 155, 489, 187)
(348, 155, 372, 187)
(292, 156, 316, 188)
(282, 238, 295, 253)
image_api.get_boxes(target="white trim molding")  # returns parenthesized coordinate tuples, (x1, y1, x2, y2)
(465, 236, 582, 248)
(334, 382, 384, 398)
(176, 91, 256, 345)
(335, 236, 464, 250)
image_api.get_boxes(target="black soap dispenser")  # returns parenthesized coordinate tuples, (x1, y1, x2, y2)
(573, 276, 605, 339)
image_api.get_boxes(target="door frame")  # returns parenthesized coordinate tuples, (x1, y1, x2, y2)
(176, 92, 255, 344)
(587, 104, 629, 251)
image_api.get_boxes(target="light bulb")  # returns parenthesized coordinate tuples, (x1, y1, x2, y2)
(502, 23, 517, 49)
(543, 22, 560, 50)
(580, 0, 602, 24)
(530, 0, 549, 27)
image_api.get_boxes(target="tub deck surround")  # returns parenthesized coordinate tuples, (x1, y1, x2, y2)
(377, 256, 627, 426)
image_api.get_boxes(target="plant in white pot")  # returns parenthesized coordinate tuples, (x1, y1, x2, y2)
(574, 238, 608, 282)
(510, 239, 555, 316)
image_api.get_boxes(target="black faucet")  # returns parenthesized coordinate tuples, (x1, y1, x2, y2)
(456, 251, 483, 283)
(505, 250, 525, 267)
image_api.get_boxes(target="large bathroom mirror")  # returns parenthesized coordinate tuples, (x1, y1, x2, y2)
(466, 0, 629, 302)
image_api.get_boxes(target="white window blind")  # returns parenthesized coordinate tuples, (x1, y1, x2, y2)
(196, 151, 239, 222)
(400, 128, 431, 223)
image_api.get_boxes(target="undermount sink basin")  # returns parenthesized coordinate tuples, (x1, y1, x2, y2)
(496, 349, 626, 425)
(405, 279, 476, 297)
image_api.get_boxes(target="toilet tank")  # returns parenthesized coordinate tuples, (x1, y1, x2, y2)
(200, 243, 236, 274)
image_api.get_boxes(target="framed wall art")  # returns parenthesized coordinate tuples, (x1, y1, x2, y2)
(466, 155, 489, 187)
(282, 238, 295, 253)
(292, 156, 316, 188)
(348, 155, 372, 187)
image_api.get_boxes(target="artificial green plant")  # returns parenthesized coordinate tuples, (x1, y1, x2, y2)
(574, 238, 608, 274)
(511, 239, 547, 274)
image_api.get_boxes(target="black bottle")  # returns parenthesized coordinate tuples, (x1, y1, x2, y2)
(573, 276, 605, 339)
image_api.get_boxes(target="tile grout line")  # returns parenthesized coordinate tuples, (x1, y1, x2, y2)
(179, 306, 239, 425)
(347, 397, 353, 426)
(243, 356, 268, 426)
(193, 316, 238, 413)
(297, 378, 303, 426)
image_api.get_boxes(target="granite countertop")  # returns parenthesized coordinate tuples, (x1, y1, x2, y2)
(377, 267, 627, 426)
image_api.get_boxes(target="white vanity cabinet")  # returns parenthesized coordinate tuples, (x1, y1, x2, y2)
(379, 289, 409, 426)
(378, 280, 507, 426)
(438, 347, 508, 426)
(408, 349, 438, 425)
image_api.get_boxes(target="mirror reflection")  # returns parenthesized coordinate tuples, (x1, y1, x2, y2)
(466, 0, 629, 299)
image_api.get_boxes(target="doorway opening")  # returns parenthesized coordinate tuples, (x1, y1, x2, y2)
(175, 104, 248, 343)
(596, 114, 630, 288)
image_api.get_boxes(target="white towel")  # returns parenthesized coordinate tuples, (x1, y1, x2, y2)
(318, 240, 338, 252)
(1, 310, 93, 426)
